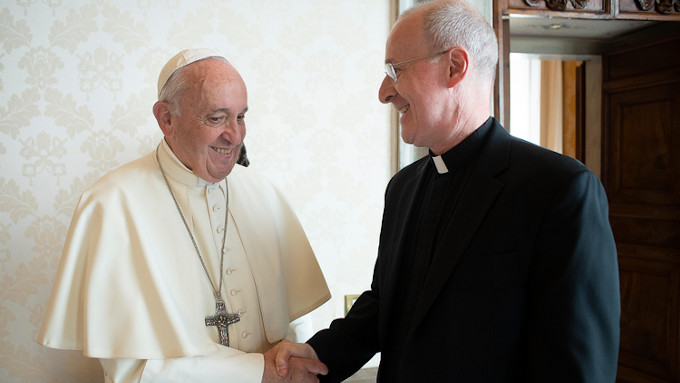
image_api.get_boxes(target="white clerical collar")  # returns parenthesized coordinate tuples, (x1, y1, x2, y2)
(158, 139, 225, 189)
(432, 155, 449, 174)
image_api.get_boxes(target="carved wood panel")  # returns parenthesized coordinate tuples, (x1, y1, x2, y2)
(619, 0, 680, 18)
(506, 0, 608, 16)
(604, 31, 680, 382)
(524, 0, 590, 11)
(617, 249, 680, 382)
(607, 83, 680, 382)
(604, 80, 680, 207)
(503, 0, 680, 21)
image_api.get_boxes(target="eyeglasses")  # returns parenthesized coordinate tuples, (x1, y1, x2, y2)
(384, 49, 450, 84)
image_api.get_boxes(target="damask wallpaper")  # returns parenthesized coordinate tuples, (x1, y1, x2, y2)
(0, 0, 392, 381)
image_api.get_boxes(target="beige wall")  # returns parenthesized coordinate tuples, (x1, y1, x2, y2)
(0, 1, 392, 381)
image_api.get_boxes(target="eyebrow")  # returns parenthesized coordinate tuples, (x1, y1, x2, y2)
(209, 107, 249, 115)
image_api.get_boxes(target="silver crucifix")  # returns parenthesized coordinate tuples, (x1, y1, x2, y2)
(205, 300, 241, 346)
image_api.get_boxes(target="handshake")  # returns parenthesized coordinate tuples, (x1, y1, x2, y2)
(262, 340, 328, 383)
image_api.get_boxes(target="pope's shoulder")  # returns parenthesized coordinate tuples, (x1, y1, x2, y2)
(85, 151, 159, 194)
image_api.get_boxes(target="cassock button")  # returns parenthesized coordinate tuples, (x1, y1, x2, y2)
(241, 331, 250, 339)
(212, 204, 220, 212)
(225, 268, 235, 275)
(217, 225, 224, 233)
(230, 289, 240, 296)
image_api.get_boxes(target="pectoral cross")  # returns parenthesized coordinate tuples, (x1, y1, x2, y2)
(205, 300, 240, 346)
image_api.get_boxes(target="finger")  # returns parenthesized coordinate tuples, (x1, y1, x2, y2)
(275, 342, 320, 377)
(274, 343, 294, 376)
(305, 359, 329, 376)
(289, 357, 328, 376)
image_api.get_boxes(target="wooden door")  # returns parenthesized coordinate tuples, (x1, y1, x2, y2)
(602, 25, 680, 382)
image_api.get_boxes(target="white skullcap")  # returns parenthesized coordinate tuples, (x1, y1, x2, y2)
(157, 48, 224, 98)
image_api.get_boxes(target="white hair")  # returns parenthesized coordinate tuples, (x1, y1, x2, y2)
(158, 68, 187, 115)
(158, 56, 229, 115)
(405, 0, 499, 85)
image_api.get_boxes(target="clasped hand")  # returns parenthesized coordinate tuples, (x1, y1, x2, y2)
(262, 340, 328, 383)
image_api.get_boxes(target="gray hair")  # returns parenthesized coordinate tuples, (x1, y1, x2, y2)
(407, 0, 499, 85)
(158, 68, 188, 115)
(158, 56, 229, 116)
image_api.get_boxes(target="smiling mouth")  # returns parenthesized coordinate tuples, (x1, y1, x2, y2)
(212, 147, 233, 155)
(399, 104, 410, 114)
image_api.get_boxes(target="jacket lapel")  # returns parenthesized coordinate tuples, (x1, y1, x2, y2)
(409, 121, 511, 331)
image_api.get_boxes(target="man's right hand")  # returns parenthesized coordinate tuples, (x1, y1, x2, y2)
(262, 340, 327, 383)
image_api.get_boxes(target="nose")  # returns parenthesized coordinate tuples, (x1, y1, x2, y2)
(221, 118, 244, 145)
(378, 76, 395, 104)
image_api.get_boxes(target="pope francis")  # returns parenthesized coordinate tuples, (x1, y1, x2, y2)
(37, 49, 331, 383)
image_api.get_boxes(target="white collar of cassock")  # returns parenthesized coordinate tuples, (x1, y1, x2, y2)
(431, 155, 449, 174)
(159, 138, 225, 190)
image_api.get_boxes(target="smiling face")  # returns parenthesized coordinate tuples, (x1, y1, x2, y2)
(379, 15, 437, 147)
(156, 58, 248, 183)
(378, 11, 451, 151)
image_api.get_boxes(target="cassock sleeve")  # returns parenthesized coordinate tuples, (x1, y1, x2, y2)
(100, 346, 263, 383)
(98, 314, 317, 382)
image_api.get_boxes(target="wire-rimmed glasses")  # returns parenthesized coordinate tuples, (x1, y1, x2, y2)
(384, 49, 450, 84)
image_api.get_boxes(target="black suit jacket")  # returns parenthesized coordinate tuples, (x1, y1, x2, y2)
(308, 118, 620, 382)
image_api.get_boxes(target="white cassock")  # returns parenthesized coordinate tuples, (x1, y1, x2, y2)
(38, 139, 331, 382)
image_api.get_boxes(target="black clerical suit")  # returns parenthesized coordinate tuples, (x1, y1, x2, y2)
(307, 117, 620, 382)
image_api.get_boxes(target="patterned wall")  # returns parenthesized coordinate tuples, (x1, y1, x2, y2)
(0, 1, 392, 381)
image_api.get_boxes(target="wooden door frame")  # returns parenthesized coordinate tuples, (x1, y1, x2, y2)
(493, 0, 511, 130)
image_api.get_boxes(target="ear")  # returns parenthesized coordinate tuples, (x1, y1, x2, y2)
(153, 101, 174, 138)
(446, 46, 469, 88)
